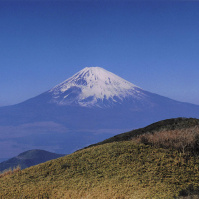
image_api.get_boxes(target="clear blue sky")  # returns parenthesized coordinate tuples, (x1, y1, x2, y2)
(0, 0, 199, 106)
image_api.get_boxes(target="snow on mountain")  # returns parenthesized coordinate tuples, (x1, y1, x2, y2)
(49, 67, 146, 107)
(1, 66, 199, 159)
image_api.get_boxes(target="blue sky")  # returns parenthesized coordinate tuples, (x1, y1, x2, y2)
(0, 0, 199, 106)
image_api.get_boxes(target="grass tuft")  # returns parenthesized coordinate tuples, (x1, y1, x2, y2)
(0, 165, 21, 178)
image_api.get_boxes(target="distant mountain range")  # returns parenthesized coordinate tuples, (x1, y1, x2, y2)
(0, 67, 199, 159)
(0, 149, 64, 172)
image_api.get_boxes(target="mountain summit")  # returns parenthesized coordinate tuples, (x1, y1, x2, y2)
(49, 67, 144, 108)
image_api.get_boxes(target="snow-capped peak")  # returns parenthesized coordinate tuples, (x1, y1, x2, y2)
(49, 67, 144, 108)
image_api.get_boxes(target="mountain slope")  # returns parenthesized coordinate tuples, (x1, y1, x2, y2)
(1, 118, 199, 198)
(49, 67, 143, 108)
(0, 67, 199, 159)
(87, 117, 199, 148)
(0, 149, 65, 172)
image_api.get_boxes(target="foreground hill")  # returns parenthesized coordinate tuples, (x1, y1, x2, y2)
(1, 118, 199, 198)
(0, 149, 65, 172)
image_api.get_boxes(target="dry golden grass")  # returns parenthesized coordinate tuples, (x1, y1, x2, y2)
(134, 126, 199, 154)
(0, 165, 20, 178)
(1, 140, 199, 199)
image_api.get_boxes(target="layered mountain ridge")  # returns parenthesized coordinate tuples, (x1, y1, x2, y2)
(0, 149, 65, 171)
(0, 66, 199, 159)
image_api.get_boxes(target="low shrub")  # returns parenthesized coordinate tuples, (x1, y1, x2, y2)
(134, 126, 199, 154)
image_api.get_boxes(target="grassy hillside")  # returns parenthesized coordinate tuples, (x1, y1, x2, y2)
(1, 118, 199, 198)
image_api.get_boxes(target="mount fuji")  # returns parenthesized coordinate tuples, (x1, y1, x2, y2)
(49, 67, 145, 108)
(0, 67, 199, 159)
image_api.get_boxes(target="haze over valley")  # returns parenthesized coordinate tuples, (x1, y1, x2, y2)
(1, 67, 199, 160)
